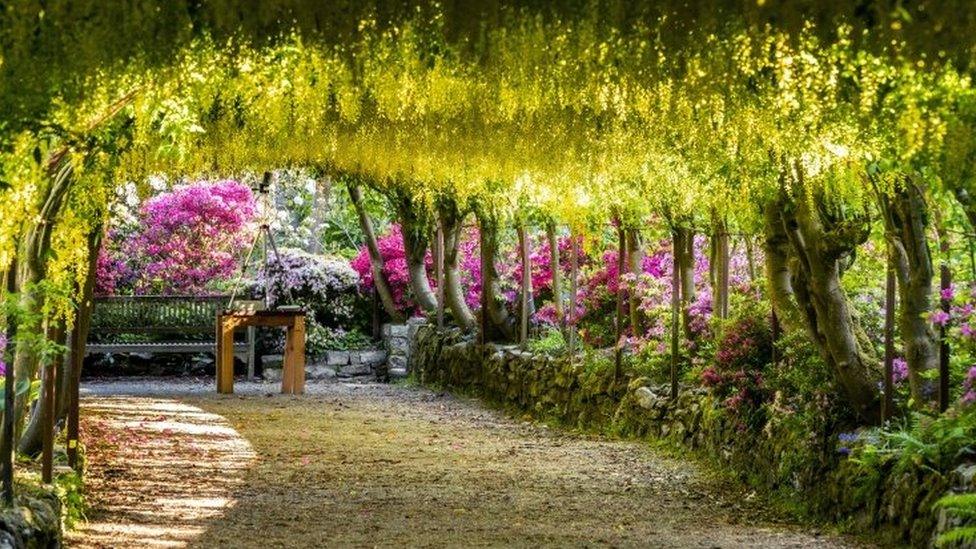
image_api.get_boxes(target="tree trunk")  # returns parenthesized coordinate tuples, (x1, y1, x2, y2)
(306, 177, 330, 254)
(12, 159, 74, 434)
(395, 195, 438, 315)
(762, 202, 804, 334)
(18, 322, 65, 457)
(347, 182, 404, 322)
(568, 232, 580, 354)
(627, 228, 643, 336)
(712, 218, 730, 320)
(673, 226, 697, 339)
(441, 207, 475, 331)
(670, 228, 681, 399)
(547, 222, 564, 328)
(517, 223, 532, 346)
(878, 179, 937, 406)
(778, 178, 881, 423)
(68, 229, 101, 469)
(478, 214, 515, 342)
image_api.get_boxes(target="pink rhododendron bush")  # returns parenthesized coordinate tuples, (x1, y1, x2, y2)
(96, 180, 257, 295)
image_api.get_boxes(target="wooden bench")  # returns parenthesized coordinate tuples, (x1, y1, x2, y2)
(86, 295, 256, 376)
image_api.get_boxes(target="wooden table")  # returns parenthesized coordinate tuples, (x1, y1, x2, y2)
(217, 310, 305, 394)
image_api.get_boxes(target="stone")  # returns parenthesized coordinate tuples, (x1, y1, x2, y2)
(326, 350, 350, 366)
(359, 350, 388, 365)
(387, 324, 409, 338)
(388, 355, 408, 371)
(337, 363, 371, 377)
(263, 368, 282, 382)
(634, 386, 656, 410)
(261, 354, 284, 369)
(306, 365, 337, 379)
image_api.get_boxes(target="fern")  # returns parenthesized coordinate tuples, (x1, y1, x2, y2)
(936, 526, 976, 547)
(936, 494, 976, 547)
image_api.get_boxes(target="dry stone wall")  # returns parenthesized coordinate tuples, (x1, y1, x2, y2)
(412, 326, 975, 547)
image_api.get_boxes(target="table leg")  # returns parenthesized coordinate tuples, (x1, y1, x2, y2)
(282, 327, 294, 395)
(293, 316, 305, 394)
(218, 318, 236, 394)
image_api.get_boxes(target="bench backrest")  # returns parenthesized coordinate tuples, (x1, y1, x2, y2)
(90, 295, 230, 336)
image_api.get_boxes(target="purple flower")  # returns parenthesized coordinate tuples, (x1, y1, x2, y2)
(941, 284, 956, 302)
(931, 310, 951, 327)
(892, 357, 909, 384)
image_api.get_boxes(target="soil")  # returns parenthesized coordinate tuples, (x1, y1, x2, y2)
(67, 378, 868, 548)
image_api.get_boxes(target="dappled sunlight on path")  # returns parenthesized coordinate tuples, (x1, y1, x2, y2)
(67, 396, 255, 548)
(69, 379, 865, 548)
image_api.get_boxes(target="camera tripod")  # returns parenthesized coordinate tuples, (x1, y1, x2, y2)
(227, 172, 288, 311)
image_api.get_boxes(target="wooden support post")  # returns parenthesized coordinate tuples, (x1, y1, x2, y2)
(547, 222, 563, 329)
(479, 221, 490, 346)
(939, 254, 952, 413)
(717, 227, 730, 320)
(246, 326, 256, 381)
(569, 233, 579, 359)
(67, 317, 83, 470)
(614, 226, 627, 380)
(670, 229, 680, 400)
(883, 248, 896, 422)
(2, 262, 16, 504)
(436, 220, 445, 330)
(41, 360, 55, 483)
(518, 223, 531, 347)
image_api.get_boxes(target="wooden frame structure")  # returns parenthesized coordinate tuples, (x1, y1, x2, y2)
(217, 310, 305, 394)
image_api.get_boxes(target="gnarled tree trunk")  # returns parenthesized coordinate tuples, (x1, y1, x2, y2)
(439, 203, 475, 331)
(12, 158, 74, 434)
(772, 171, 881, 423)
(878, 178, 937, 406)
(395, 193, 438, 315)
(477, 212, 515, 342)
(347, 182, 404, 323)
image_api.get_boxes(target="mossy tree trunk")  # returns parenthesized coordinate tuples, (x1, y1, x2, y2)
(770, 167, 881, 423)
(878, 178, 938, 406)
(11, 158, 74, 435)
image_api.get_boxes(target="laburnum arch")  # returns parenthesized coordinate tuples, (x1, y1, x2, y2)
(6, 0, 976, 474)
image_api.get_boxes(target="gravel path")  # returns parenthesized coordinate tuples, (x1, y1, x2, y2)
(68, 378, 866, 548)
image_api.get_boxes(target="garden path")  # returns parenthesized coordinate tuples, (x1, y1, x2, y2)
(67, 378, 866, 548)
